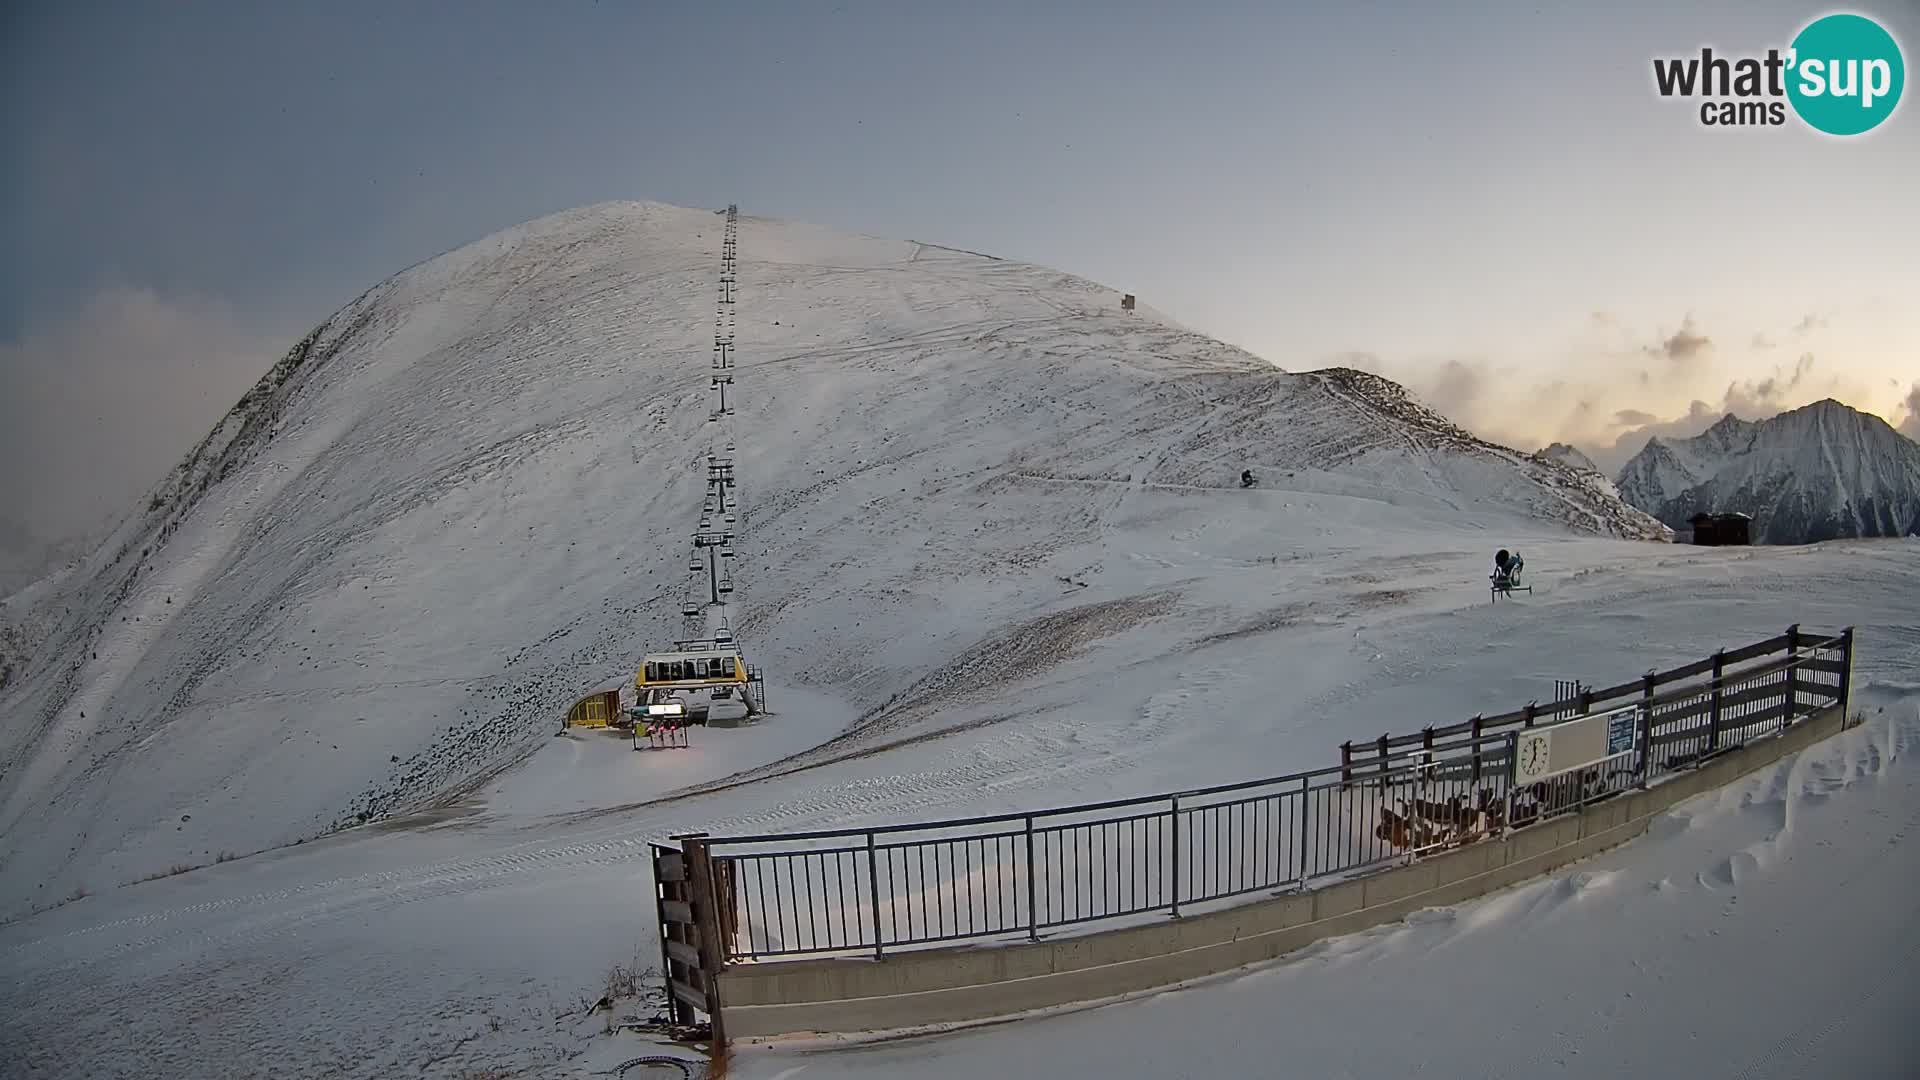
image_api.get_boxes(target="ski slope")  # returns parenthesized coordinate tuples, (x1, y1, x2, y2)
(2, 201, 1913, 1078)
(3, 537, 1915, 1079)
(0, 200, 1661, 920)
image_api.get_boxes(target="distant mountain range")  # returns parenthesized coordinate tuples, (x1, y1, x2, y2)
(1611, 399, 1920, 544)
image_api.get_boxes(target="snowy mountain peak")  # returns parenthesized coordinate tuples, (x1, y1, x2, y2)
(1537, 442, 1602, 475)
(1614, 436, 1698, 511)
(1615, 399, 1920, 543)
(1700, 411, 1755, 444)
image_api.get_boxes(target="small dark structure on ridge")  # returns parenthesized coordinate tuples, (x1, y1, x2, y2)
(1687, 511, 1752, 546)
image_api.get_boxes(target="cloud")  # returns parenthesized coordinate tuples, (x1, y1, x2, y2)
(1422, 358, 1492, 419)
(1325, 313, 1727, 459)
(1898, 384, 1920, 441)
(1723, 352, 1817, 417)
(1594, 400, 1724, 471)
(0, 513, 33, 555)
(1645, 316, 1711, 363)
(1327, 351, 1611, 458)
(0, 288, 286, 548)
(1313, 304, 1906, 478)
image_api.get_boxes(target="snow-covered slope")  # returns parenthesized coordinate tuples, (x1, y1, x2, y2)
(4, 535, 1914, 1079)
(729, 683, 1920, 1080)
(1616, 401, 1920, 544)
(1232, 369, 1664, 539)
(0, 200, 1666, 918)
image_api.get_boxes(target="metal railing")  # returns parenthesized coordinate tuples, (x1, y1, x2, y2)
(671, 626, 1852, 963)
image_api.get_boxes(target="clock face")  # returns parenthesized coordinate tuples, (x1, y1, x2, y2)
(1517, 733, 1550, 779)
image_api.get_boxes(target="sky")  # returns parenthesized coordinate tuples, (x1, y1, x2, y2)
(3, 0, 1918, 554)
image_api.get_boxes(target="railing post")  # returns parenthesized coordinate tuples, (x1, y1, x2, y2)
(1340, 740, 1352, 789)
(1707, 649, 1725, 753)
(1523, 702, 1537, 728)
(1169, 795, 1182, 918)
(1638, 671, 1657, 787)
(1296, 775, 1311, 887)
(1783, 623, 1800, 730)
(1840, 626, 1855, 724)
(1024, 816, 1038, 942)
(650, 843, 686, 1026)
(867, 831, 884, 958)
(1470, 715, 1484, 782)
(679, 833, 728, 1048)
(1376, 733, 1389, 784)
(1502, 732, 1519, 831)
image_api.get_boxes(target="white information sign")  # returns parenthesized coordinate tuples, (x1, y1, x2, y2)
(1511, 705, 1642, 784)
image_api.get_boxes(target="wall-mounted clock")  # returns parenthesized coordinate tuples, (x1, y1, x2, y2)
(1516, 731, 1552, 781)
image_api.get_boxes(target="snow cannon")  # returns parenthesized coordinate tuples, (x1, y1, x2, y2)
(1490, 549, 1530, 603)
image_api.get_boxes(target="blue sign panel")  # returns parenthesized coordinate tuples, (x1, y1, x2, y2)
(1606, 707, 1638, 756)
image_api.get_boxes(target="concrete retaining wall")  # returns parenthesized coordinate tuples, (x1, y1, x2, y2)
(719, 705, 1847, 1039)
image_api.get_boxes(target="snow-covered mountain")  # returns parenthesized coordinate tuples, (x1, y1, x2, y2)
(1537, 442, 1600, 475)
(1615, 401, 1920, 544)
(0, 200, 1668, 914)
(1535, 441, 1622, 501)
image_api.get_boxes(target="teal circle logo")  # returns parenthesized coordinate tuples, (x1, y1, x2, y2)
(1786, 13, 1905, 135)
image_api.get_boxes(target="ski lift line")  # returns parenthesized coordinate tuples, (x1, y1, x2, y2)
(678, 198, 751, 645)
